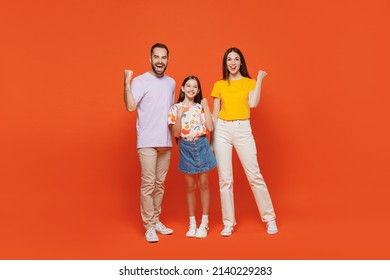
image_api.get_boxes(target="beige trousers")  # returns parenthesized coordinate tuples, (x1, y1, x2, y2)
(213, 119, 276, 226)
(137, 147, 171, 229)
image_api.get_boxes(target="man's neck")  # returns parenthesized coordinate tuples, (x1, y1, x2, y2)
(149, 70, 164, 78)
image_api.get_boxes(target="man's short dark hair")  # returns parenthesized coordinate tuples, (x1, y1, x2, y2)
(150, 43, 169, 56)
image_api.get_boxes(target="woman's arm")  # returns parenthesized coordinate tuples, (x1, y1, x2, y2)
(248, 70, 267, 108)
(124, 70, 138, 111)
(210, 98, 221, 148)
(201, 98, 214, 132)
(212, 98, 221, 125)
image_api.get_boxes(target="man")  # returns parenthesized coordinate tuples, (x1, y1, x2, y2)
(124, 43, 175, 242)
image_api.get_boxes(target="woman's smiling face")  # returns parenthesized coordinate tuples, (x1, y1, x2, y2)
(226, 51, 241, 75)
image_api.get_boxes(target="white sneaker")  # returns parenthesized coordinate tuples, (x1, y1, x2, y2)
(195, 224, 208, 238)
(145, 227, 159, 243)
(155, 222, 174, 235)
(186, 224, 197, 238)
(221, 226, 233, 237)
(266, 220, 278, 234)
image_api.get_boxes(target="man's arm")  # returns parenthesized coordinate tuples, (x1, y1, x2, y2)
(124, 70, 138, 111)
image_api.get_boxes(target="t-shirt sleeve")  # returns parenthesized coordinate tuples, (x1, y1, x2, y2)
(249, 78, 256, 91)
(167, 105, 177, 125)
(171, 79, 176, 104)
(131, 78, 144, 102)
(211, 81, 221, 99)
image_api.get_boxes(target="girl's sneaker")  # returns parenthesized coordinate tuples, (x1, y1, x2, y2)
(186, 224, 197, 237)
(195, 224, 208, 238)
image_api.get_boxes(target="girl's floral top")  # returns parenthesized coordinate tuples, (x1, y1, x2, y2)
(168, 102, 207, 141)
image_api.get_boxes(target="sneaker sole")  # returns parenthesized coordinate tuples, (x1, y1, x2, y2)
(156, 230, 174, 235)
(146, 239, 159, 243)
(221, 231, 233, 237)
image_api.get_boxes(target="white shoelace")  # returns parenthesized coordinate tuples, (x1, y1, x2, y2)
(146, 228, 156, 237)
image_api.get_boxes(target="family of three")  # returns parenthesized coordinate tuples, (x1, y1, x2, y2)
(124, 43, 278, 243)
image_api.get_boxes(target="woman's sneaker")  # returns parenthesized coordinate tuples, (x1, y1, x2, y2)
(186, 224, 197, 237)
(195, 224, 208, 238)
(266, 220, 278, 234)
(221, 226, 233, 237)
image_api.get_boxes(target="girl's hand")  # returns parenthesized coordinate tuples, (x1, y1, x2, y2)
(177, 104, 184, 118)
(124, 70, 133, 82)
(201, 98, 209, 109)
(257, 70, 267, 80)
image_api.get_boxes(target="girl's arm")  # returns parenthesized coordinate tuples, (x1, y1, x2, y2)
(201, 98, 214, 132)
(248, 70, 267, 108)
(124, 70, 138, 111)
(171, 105, 184, 138)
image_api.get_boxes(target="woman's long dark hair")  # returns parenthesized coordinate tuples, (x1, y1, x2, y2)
(222, 47, 251, 81)
(177, 76, 203, 104)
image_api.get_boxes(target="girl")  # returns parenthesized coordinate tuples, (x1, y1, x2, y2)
(211, 47, 278, 236)
(168, 76, 217, 238)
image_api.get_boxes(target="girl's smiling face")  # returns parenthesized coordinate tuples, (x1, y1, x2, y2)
(182, 79, 200, 101)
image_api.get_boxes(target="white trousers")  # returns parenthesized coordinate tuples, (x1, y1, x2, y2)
(213, 119, 276, 226)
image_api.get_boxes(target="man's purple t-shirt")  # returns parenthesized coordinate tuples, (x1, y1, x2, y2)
(131, 72, 175, 148)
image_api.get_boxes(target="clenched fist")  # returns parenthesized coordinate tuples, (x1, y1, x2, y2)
(257, 70, 267, 80)
(124, 70, 134, 82)
(201, 98, 209, 109)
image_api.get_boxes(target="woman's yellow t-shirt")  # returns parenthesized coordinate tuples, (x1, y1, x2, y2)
(211, 77, 256, 120)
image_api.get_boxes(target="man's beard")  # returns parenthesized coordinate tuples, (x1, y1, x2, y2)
(151, 62, 168, 76)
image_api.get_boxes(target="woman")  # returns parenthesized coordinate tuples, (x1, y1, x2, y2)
(211, 47, 278, 236)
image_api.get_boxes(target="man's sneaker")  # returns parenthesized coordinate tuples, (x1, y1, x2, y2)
(145, 227, 159, 243)
(195, 224, 208, 238)
(221, 226, 233, 237)
(266, 220, 278, 235)
(186, 224, 197, 238)
(155, 222, 174, 235)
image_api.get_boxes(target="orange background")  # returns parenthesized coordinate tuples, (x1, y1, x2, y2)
(1, 0, 389, 259)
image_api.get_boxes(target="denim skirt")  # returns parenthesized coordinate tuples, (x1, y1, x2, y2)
(179, 136, 217, 174)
